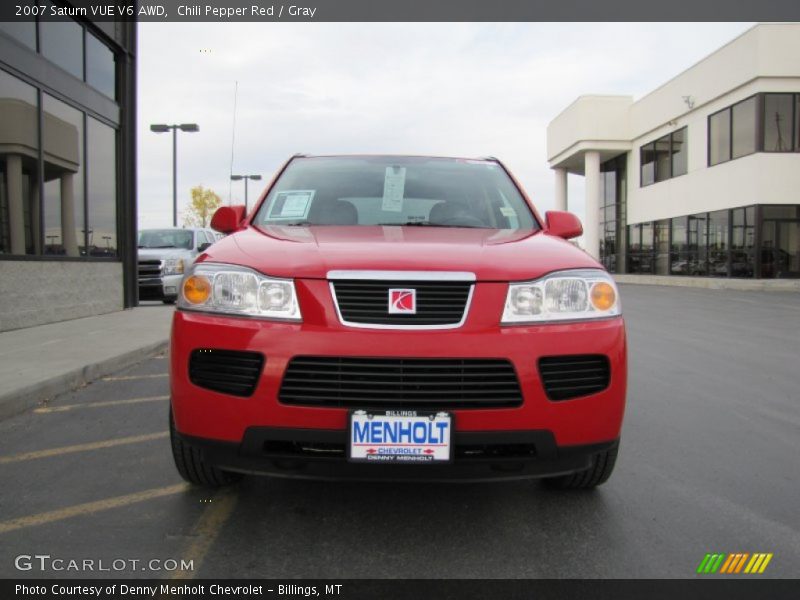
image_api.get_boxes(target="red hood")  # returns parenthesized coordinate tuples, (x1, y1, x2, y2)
(198, 225, 600, 281)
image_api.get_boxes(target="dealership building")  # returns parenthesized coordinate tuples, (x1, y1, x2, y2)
(547, 24, 800, 279)
(0, 11, 136, 331)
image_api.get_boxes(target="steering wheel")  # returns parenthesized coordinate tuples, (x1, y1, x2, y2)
(437, 214, 486, 228)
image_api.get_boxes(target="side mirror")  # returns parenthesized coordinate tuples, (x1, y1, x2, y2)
(545, 210, 583, 240)
(197, 242, 212, 252)
(211, 205, 246, 234)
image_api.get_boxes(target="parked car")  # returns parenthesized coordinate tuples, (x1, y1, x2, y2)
(137, 227, 218, 303)
(170, 155, 627, 488)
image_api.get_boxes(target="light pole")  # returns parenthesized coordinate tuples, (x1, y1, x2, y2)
(150, 123, 199, 227)
(230, 174, 262, 212)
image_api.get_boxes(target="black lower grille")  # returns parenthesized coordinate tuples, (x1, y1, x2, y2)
(279, 357, 522, 409)
(331, 280, 472, 326)
(538, 355, 610, 401)
(189, 349, 264, 397)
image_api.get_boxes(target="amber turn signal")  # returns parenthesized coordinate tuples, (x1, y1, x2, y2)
(590, 282, 616, 311)
(183, 275, 211, 304)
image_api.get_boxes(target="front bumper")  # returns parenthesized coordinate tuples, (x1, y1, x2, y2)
(176, 427, 619, 482)
(171, 279, 627, 454)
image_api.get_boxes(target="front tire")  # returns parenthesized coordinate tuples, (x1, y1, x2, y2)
(170, 411, 241, 487)
(542, 445, 619, 490)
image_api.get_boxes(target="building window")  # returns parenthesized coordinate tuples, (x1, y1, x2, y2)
(86, 117, 117, 256)
(731, 96, 757, 159)
(763, 94, 794, 153)
(687, 214, 708, 276)
(707, 209, 729, 277)
(709, 109, 731, 166)
(640, 127, 688, 186)
(39, 4, 84, 80)
(43, 94, 84, 256)
(86, 32, 116, 99)
(640, 143, 655, 186)
(709, 93, 800, 165)
(654, 219, 670, 275)
(0, 21, 37, 51)
(599, 156, 626, 273)
(671, 127, 687, 177)
(0, 69, 40, 255)
(731, 206, 755, 278)
(627, 222, 654, 273)
(670, 216, 688, 275)
(796, 95, 800, 151)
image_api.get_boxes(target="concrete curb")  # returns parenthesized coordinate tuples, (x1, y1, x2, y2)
(0, 339, 169, 422)
(613, 274, 800, 292)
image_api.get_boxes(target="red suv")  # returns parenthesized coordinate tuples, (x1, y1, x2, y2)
(170, 155, 626, 488)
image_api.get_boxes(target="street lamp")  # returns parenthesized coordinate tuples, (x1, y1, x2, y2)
(150, 123, 199, 226)
(230, 174, 262, 212)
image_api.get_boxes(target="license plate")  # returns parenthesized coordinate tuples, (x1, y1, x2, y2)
(348, 410, 452, 463)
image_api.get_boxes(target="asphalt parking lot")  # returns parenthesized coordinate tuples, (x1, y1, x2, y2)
(0, 285, 798, 579)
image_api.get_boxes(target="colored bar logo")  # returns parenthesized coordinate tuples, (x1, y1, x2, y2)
(696, 553, 773, 574)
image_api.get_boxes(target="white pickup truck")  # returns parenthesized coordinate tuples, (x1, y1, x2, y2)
(137, 228, 220, 303)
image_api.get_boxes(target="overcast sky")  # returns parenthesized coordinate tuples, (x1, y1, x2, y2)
(137, 22, 753, 229)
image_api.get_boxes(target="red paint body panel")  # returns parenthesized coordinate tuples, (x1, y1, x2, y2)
(171, 286, 627, 447)
(173, 155, 628, 465)
(199, 225, 599, 281)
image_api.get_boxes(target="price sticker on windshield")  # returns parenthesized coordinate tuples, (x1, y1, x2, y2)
(382, 166, 406, 212)
(269, 190, 315, 219)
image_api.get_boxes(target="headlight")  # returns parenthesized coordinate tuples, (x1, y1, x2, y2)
(163, 258, 185, 276)
(501, 269, 620, 324)
(178, 263, 302, 321)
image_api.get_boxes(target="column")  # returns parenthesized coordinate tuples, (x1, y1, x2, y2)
(584, 151, 601, 260)
(61, 173, 79, 257)
(6, 154, 26, 255)
(30, 179, 41, 254)
(553, 167, 568, 212)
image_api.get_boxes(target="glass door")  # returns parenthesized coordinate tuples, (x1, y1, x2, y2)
(762, 220, 800, 278)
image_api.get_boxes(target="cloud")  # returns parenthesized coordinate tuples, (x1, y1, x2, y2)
(137, 22, 753, 228)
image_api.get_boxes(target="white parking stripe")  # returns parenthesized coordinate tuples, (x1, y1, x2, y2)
(35, 395, 169, 414)
(0, 432, 169, 464)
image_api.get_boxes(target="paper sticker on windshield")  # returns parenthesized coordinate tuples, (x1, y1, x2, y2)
(500, 207, 516, 217)
(382, 167, 406, 212)
(269, 190, 315, 219)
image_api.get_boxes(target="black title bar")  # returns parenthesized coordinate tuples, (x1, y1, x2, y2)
(3, 579, 800, 600)
(2, 0, 800, 22)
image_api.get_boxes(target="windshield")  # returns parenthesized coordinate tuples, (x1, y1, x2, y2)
(253, 156, 539, 230)
(138, 229, 193, 249)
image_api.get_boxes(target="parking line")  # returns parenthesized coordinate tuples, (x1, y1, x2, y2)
(0, 484, 187, 535)
(0, 432, 169, 464)
(172, 488, 239, 580)
(35, 395, 169, 414)
(102, 374, 168, 381)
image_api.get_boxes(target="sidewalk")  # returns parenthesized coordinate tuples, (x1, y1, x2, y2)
(613, 274, 800, 291)
(0, 305, 173, 420)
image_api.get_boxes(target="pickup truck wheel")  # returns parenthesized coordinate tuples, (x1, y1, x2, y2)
(170, 412, 241, 487)
(542, 445, 618, 490)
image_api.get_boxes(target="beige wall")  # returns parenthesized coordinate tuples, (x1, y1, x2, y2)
(547, 24, 800, 225)
(0, 261, 123, 331)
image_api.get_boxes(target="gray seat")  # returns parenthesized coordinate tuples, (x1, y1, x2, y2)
(308, 199, 358, 225)
(429, 201, 483, 225)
